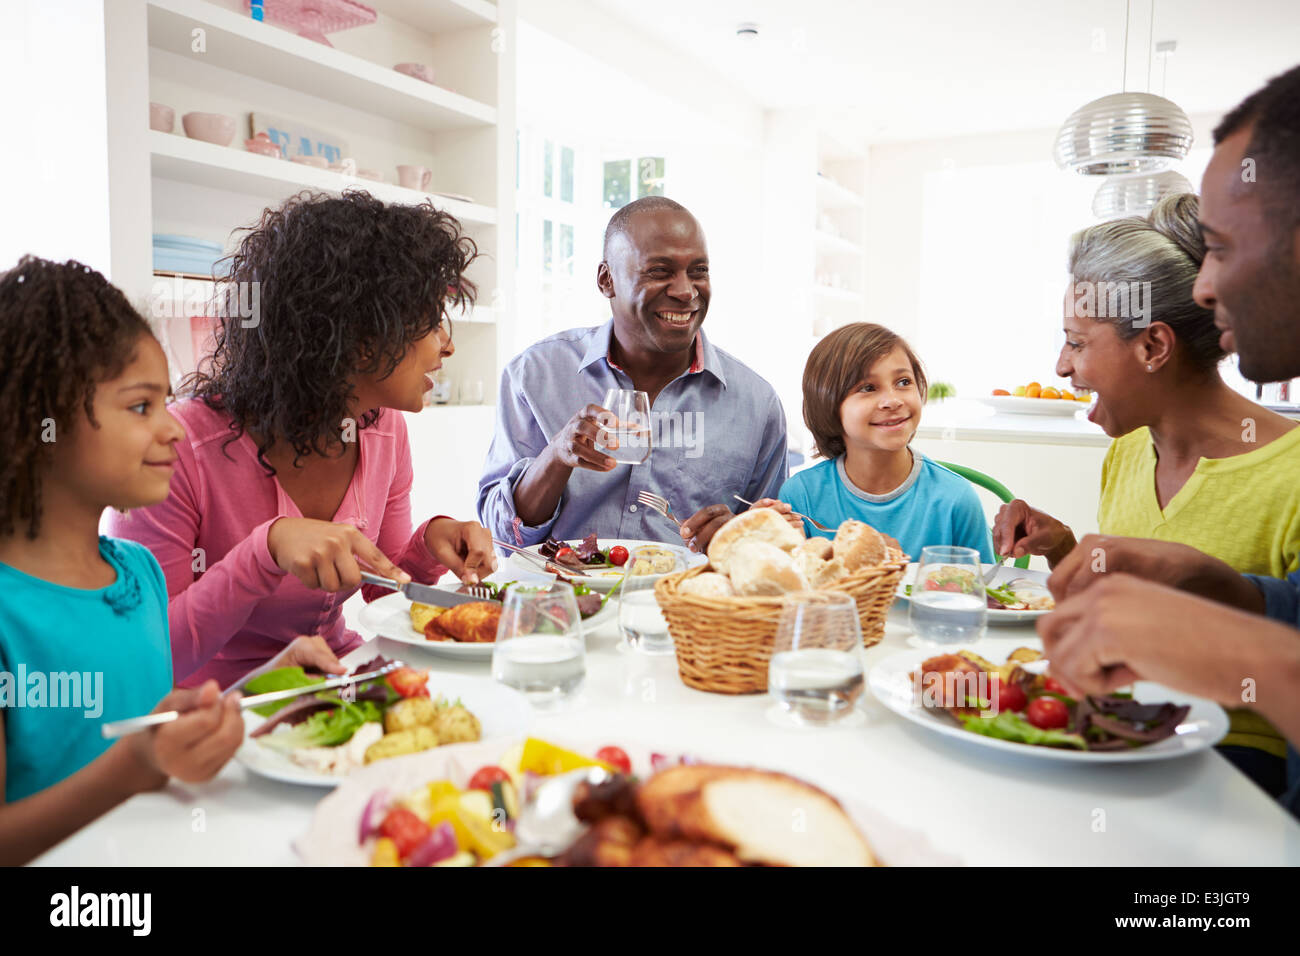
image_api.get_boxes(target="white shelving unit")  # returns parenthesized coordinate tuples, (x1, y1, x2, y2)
(104, 0, 517, 415)
(813, 132, 867, 339)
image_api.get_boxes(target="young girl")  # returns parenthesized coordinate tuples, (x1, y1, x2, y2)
(780, 323, 994, 562)
(110, 191, 496, 688)
(0, 257, 340, 865)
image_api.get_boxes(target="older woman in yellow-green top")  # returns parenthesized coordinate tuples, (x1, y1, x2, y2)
(992, 192, 1300, 797)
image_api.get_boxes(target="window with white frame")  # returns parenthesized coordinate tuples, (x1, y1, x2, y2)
(514, 126, 667, 355)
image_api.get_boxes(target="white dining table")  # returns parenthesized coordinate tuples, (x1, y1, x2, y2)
(33, 602, 1300, 866)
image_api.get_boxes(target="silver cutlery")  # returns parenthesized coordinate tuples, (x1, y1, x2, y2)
(982, 554, 1011, 585)
(636, 490, 681, 528)
(482, 766, 612, 866)
(361, 571, 495, 603)
(732, 493, 834, 532)
(100, 660, 406, 739)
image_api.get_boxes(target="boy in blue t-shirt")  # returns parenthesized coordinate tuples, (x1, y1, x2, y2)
(780, 323, 993, 563)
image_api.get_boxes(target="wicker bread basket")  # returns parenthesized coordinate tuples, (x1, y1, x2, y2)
(654, 547, 909, 695)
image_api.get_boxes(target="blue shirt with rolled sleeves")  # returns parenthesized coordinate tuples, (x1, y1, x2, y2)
(1244, 570, 1300, 818)
(477, 319, 789, 547)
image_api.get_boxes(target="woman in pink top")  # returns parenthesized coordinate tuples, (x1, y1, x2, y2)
(111, 192, 495, 687)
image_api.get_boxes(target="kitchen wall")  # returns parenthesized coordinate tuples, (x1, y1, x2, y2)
(862, 114, 1224, 397)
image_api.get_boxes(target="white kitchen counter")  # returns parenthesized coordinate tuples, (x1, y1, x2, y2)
(916, 399, 1110, 448)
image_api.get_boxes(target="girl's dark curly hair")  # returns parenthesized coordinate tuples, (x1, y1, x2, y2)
(185, 190, 479, 469)
(0, 256, 155, 539)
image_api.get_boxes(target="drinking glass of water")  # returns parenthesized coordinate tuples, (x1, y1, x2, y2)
(597, 388, 652, 465)
(492, 583, 586, 708)
(908, 545, 988, 645)
(768, 592, 866, 726)
(617, 546, 685, 655)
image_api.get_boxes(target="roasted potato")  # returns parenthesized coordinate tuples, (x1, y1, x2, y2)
(364, 725, 439, 764)
(409, 602, 447, 633)
(434, 704, 482, 745)
(383, 696, 439, 734)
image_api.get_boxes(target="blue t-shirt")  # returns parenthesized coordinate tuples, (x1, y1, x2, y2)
(779, 452, 995, 563)
(0, 537, 172, 802)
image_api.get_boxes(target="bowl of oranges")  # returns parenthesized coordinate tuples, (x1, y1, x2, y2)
(983, 382, 1092, 417)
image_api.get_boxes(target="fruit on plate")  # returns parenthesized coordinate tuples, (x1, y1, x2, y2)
(997, 381, 1089, 401)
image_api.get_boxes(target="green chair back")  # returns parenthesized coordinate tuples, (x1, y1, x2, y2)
(935, 461, 1031, 569)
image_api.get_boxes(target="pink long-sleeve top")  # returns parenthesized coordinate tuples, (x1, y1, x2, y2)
(108, 399, 447, 688)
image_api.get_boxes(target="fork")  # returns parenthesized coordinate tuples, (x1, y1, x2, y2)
(731, 494, 834, 533)
(636, 490, 681, 528)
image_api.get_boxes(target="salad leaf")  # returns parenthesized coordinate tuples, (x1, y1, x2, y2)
(244, 667, 326, 717)
(961, 711, 1087, 750)
(258, 701, 368, 752)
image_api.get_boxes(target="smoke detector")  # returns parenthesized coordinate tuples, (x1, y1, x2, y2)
(736, 22, 760, 42)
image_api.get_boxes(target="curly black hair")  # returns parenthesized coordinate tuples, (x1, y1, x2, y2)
(185, 190, 479, 470)
(0, 256, 155, 539)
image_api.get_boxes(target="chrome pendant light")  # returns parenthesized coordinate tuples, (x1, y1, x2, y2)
(1053, 0, 1192, 176)
(1091, 169, 1193, 219)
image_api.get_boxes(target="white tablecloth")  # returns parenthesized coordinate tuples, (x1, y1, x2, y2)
(33, 605, 1300, 866)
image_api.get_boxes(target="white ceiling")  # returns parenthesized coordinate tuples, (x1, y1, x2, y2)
(586, 0, 1300, 144)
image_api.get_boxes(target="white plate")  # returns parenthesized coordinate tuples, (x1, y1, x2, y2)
(295, 735, 961, 866)
(505, 538, 706, 593)
(896, 563, 1053, 624)
(980, 395, 1089, 417)
(236, 672, 531, 788)
(868, 645, 1228, 763)
(359, 589, 620, 660)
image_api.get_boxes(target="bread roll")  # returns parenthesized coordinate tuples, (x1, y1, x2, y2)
(636, 765, 876, 867)
(678, 572, 737, 599)
(792, 549, 848, 589)
(728, 541, 808, 596)
(794, 537, 833, 561)
(707, 508, 805, 575)
(833, 520, 887, 571)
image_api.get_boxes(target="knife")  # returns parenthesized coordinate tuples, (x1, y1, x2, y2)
(360, 572, 499, 607)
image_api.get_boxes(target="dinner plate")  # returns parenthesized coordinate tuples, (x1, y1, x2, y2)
(358, 588, 620, 660)
(896, 563, 1053, 623)
(868, 644, 1228, 763)
(236, 672, 531, 788)
(505, 538, 706, 592)
(295, 735, 962, 866)
(980, 395, 1089, 417)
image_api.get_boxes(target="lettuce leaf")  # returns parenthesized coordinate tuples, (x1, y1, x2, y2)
(257, 701, 368, 752)
(961, 711, 1087, 749)
(243, 667, 326, 717)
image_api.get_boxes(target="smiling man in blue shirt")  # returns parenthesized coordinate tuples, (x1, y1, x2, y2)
(478, 197, 789, 554)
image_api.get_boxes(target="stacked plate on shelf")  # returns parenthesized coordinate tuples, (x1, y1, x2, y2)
(152, 234, 228, 277)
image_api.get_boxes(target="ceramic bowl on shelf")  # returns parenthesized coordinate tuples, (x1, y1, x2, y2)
(394, 62, 435, 84)
(329, 158, 357, 176)
(149, 102, 175, 133)
(356, 168, 385, 183)
(243, 132, 283, 158)
(290, 155, 329, 169)
(181, 112, 236, 146)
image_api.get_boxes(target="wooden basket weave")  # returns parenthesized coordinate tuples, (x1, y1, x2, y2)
(654, 548, 908, 695)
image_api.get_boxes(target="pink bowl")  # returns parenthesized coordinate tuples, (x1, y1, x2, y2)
(394, 62, 435, 84)
(244, 132, 283, 158)
(149, 102, 175, 133)
(181, 112, 236, 146)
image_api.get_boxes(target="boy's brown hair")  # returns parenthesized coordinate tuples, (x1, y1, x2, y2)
(803, 323, 927, 459)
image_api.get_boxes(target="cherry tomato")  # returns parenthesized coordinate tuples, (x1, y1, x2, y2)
(608, 546, 630, 567)
(468, 766, 511, 792)
(1043, 677, 1070, 696)
(555, 547, 576, 562)
(379, 807, 431, 859)
(387, 667, 430, 698)
(1026, 696, 1070, 730)
(595, 746, 632, 774)
(984, 674, 1028, 713)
